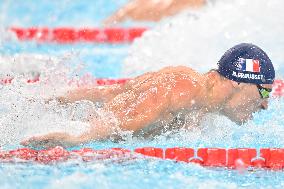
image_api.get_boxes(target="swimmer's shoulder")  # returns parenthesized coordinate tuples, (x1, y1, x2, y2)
(157, 66, 202, 87)
(159, 66, 200, 78)
(159, 65, 196, 73)
(170, 66, 202, 80)
(168, 66, 204, 106)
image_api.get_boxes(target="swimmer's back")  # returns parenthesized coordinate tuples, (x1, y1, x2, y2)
(127, 66, 204, 110)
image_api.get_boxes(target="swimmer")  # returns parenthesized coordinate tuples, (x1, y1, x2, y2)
(21, 43, 275, 148)
(104, 0, 205, 24)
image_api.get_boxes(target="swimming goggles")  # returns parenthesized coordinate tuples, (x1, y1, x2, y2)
(256, 84, 272, 99)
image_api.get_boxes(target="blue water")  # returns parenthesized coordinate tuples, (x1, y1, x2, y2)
(1, 159, 283, 189)
(0, 0, 128, 26)
(0, 0, 284, 188)
(0, 42, 128, 78)
(0, 0, 130, 78)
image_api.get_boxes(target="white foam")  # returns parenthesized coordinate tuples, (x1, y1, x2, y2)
(0, 54, 51, 78)
(122, 0, 284, 146)
(123, 0, 284, 77)
(0, 0, 284, 148)
(0, 53, 96, 146)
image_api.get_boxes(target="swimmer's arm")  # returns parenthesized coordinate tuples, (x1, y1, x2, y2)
(21, 133, 81, 149)
(53, 85, 124, 104)
(21, 90, 181, 149)
(53, 71, 157, 104)
(60, 72, 157, 104)
(21, 121, 113, 148)
(104, 0, 205, 24)
(21, 106, 131, 149)
(22, 76, 199, 148)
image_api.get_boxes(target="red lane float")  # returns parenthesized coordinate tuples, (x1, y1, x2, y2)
(10, 27, 147, 44)
(0, 147, 284, 170)
(0, 77, 128, 85)
(273, 79, 284, 97)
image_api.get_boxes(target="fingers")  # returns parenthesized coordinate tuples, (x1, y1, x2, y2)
(103, 10, 127, 26)
(20, 137, 32, 146)
(103, 0, 138, 26)
(21, 137, 49, 149)
(44, 96, 69, 105)
(21, 136, 62, 149)
(21, 133, 78, 149)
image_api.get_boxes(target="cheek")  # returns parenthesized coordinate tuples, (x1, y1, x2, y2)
(235, 87, 260, 107)
(225, 92, 247, 109)
(222, 89, 263, 124)
(224, 93, 259, 116)
(222, 104, 252, 124)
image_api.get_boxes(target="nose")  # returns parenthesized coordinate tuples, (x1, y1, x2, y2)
(260, 100, 268, 110)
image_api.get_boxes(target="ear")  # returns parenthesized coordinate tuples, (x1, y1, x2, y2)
(230, 80, 240, 88)
(208, 70, 220, 82)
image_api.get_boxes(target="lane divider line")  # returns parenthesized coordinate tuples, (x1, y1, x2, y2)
(1, 147, 283, 169)
(10, 27, 147, 44)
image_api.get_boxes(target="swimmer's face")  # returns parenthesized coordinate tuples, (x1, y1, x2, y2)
(223, 83, 273, 124)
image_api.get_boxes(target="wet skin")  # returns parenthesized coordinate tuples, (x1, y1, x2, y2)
(21, 67, 274, 148)
(221, 83, 272, 124)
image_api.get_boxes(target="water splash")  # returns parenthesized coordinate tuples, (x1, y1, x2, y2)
(123, 0, 284, 77)
(0, 0, 283, 150)
(0, 1, 283, 188)
(0, 53, 98, 147)
(119, 0, 284, 148)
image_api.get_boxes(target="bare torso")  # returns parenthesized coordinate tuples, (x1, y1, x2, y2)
(103, 66, 207, 136)
(21, 66, 211, 148)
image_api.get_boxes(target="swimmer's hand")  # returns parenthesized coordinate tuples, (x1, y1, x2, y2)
(44, 96, 72, 105)
(104, 0, 205, 24)
(21, 133, 81, 149)
(104, 0, 172, 24)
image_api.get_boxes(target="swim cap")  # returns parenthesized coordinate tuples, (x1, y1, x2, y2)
(217, 43, 275, 84)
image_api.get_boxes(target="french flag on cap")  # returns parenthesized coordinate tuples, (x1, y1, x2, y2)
(240, 58, 260, 73)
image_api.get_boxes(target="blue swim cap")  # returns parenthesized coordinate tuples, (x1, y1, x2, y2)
(217, 43, 275, 84)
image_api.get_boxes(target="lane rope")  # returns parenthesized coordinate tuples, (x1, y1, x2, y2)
(1, 147, 283, 169)
(10, 27, 147, 44)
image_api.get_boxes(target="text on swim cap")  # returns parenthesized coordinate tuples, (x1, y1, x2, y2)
(232, 71, 264, 80)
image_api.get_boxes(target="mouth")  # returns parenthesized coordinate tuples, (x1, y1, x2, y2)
(260, 105, 266, 110)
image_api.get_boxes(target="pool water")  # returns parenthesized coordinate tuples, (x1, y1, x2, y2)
(0, 0, 284, 188)
(1, 157, 283, 189)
